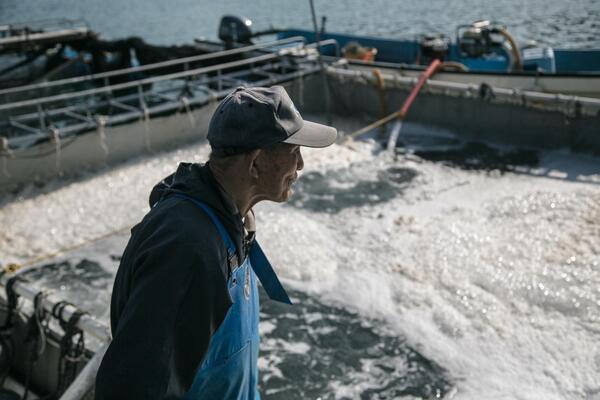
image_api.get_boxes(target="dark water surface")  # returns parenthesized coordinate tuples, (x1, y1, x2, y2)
(259, 289, 451, 400)
(1, 0, 598, 48)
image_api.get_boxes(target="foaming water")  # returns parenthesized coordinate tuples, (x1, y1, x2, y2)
(259, 289, 451, 399)
(258, 147, 600, 399)
(1, 137, 599, 399)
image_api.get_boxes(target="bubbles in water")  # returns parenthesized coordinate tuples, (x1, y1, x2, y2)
(259, 289, 452, 400)
(289, 163, 417, 213)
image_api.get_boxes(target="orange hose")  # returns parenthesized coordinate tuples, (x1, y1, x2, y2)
(397, 59, 441, 119)
(348, 59, 441, 139)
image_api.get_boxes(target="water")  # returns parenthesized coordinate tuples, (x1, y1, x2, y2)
(1, 0, 599, 48)
(1, 129, 599, 398)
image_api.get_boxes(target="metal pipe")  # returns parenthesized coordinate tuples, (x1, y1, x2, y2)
(8, 59, 311, 124)
(5, 65, 321, 149)
(0, 38, 334, 114)
(59, 342, 109, 400)
(329, 66, 600, 113)
(0, 52, 281, 111)
(0, 27, 90, 47)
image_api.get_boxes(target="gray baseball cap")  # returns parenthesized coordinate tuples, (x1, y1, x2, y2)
(208, 86, 337, 156)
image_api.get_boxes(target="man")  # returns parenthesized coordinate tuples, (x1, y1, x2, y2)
(95, 85, 337, 399)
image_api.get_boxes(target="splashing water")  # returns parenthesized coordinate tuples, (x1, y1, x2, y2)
(1, 134, 599, 399)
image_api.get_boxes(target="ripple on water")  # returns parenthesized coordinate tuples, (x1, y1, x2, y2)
(259, 289, 452, 400)
(21, 258, 114, 318)
(289, 163, 418, 213)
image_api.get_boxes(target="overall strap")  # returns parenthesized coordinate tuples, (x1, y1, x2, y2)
(174, 194, 292, 305)
(249, 243, 292, 305)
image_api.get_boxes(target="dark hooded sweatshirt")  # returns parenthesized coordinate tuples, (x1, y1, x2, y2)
(95, 163, 249, 399)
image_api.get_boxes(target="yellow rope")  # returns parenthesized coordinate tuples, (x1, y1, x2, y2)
(346, 61, 468, 140)
(7, 224, 132, 271)
(371, 68, 388, 136)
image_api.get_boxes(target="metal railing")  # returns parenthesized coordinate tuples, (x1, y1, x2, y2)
(1, 53, 322, 149)
(0, 272, 111, 342)
(0, 18, 91, 51)
(0, 38, 339, 151)
(0, 18, 89, 37)
(0, 36, 310, 100)
(329, 64, 600, 116)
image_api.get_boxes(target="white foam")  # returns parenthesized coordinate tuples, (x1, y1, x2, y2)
(1, 139, 599, 399)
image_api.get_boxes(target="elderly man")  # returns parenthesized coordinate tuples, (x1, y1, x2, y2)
(95, 86, 337, 399)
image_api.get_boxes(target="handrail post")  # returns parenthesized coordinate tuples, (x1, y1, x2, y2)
(37, 103, 46, 130)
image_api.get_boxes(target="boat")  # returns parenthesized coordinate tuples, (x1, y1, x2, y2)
(0, 40, 322, 192)
(0, 19, 95, 89)
(0, 17, 282, 104)
(0, 17, 329, 194)
(276, 20, 600, 98)
(313, 62, 600, 154)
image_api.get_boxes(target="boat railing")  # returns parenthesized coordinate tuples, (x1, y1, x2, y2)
(0, 36, 312, 100)
(0, 18, 92, 51)
(330, 64, 600, 116)
(0, 18, 89, 37)
(0, 40, 340, 149)
(0, 50, 301, 113)
(0, 271, 111, 343)
(0, 267, 111, 399)
(0, 38, 339, 113)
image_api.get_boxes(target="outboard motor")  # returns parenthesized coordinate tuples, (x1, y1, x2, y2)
(218, 16, 253, 48)
(419, 33, 450, 62)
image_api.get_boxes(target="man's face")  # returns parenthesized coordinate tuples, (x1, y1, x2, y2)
(256, 143, 304, 202)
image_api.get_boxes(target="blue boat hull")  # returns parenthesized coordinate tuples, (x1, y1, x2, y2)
(277, 29, 600, 97)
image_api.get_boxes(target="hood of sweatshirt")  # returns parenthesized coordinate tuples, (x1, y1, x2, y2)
(149, 162, 247, 262)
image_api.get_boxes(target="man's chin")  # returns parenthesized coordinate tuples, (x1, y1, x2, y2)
(273, 188, 294, 203)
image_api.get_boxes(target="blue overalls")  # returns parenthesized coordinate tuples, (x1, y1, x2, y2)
(178, 195, 291, 400)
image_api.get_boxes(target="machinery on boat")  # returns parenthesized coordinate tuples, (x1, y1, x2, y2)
(277, 20, 600, 98)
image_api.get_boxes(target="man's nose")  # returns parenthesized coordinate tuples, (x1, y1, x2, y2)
(297, 150, 304, 171)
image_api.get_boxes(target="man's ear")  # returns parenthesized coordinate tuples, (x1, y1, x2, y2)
(247, 149, 262, 179)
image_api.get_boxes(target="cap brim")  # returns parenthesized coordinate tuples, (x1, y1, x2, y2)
(283, 120, 337, 148)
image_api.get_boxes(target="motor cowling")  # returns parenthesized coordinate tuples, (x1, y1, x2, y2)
(458, 20, 507, 58)
(218, 16, 253, 46)
(458, 20, 522, 71)
(419, 33, 450, 61)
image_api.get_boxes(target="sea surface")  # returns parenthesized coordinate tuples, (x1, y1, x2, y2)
(0, 1, 599, 399)
(1, 0, 599, 48)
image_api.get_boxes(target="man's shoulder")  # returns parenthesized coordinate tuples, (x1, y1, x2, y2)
(123, 197, 230, 279)
(145, 196, 218, 238)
